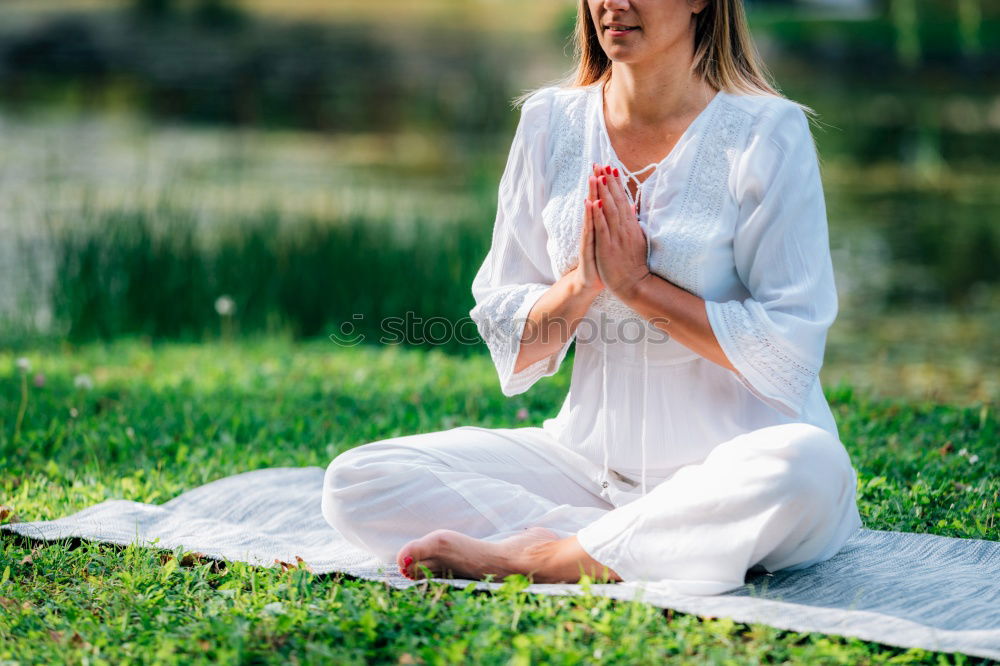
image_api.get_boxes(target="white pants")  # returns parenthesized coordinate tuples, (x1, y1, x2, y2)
(321, 422, 863, 595)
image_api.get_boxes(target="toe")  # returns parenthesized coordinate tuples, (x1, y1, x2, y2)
(397, 530, 461, 580)
(396, 545, 416, 578)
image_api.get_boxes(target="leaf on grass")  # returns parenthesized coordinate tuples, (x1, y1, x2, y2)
(294, 555, 314, 573)
(19, 546, 41, 565)
(180, 552, 208, 567)
(938, 442, 953, 455)
(0, 506, 20, 523)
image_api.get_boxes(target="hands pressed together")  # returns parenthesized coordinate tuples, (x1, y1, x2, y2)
(523, 163, 733, 373)
(573, 163, 653, 302)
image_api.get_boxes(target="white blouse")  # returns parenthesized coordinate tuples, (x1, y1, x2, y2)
(469, 81, 840, 503)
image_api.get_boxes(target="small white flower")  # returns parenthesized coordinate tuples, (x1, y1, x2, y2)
(15, 357, 30, 373)
(262, 601, 285, 615)
(74, 374, 94, 390)
(968, 454, 979, 464)
(957, 448, 968, 457)
(69, 407, 79, 418)
(214, 295, 236, 317)
(126, 427, 135, 440)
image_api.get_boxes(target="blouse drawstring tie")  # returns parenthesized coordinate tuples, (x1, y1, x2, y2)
(597, 292, 652, 502)
(596, 107, 667, 504)
(600, 335, 610, 496)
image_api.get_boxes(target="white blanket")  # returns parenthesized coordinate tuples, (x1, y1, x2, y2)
(3, 467, 998, 660)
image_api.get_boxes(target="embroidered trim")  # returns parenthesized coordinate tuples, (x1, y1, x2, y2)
(543, 89, 591, 279)
(589, 289, 643, 322)
(649, 100, 751, 294)
(716, 299, 817, 409)
(471, 283, 547, 381)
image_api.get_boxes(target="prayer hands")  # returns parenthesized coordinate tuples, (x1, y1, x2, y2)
(571, 166, 606, 296)
(583, 163, 652, 301)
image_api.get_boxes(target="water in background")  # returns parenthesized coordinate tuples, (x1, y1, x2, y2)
(1, 0, 996, 404)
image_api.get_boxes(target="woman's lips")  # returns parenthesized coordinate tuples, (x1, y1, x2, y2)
(606, 26, 639, 36)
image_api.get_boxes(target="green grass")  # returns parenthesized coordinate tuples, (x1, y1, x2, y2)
(1, 338, 997, 664)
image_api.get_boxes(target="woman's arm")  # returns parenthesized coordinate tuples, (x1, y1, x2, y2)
(616, 272, 736, 373)
(513, 269, 601, 374)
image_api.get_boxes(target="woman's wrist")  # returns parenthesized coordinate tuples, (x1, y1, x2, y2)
(566, 266, 604, 300)
(611, 270, 654, 305)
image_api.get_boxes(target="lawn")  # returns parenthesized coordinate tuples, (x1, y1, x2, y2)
(1, 338, 996, 664)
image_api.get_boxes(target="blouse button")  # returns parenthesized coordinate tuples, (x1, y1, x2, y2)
(601, 481, 609, 488)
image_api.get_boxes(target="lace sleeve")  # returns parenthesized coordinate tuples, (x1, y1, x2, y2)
(705, 101, 837, 418)
(469, 86, 572, 397)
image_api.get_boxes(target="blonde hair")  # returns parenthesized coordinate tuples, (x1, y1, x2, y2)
(513, 0, 818, 125)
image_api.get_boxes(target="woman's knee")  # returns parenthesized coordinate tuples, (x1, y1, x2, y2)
(321, 442, 400, 531)
(722, 423, 854, 504)
(766, 423, 855, 504)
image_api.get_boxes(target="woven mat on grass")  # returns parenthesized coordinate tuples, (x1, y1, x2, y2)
(3, 467, 998, 660)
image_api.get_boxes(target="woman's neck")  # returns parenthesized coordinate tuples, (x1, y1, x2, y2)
(604, 57, 715, 128)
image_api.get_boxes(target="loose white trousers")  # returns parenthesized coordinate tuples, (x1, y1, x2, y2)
(322, 422, 863, 595)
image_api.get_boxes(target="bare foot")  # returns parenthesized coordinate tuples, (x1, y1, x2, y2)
(396, 527, 622, 584)
(396, 526, 560, 582)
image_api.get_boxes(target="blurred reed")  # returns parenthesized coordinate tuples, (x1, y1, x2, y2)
(7, 205, 494, 349)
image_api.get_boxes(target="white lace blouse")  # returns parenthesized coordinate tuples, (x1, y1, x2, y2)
(469, 81, 840, 503)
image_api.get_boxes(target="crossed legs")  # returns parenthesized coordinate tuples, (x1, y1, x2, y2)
(321, 423, 861, 591)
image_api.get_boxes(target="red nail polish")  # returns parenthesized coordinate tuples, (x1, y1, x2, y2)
(597, 199, 603, 209)
(601, 175, 607, 185)
(605, 165, 612, 175)
(613, 168, 619, 177)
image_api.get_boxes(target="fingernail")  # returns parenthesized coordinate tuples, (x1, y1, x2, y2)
(601, 175, 607, 185)
(605, 165, 612, 175)
(597, 199, 603, 209)
(404, 556, 413, 566)
(613, 168, 619, 177)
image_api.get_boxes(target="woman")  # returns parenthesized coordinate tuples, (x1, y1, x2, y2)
(321, 0, 863, 595)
